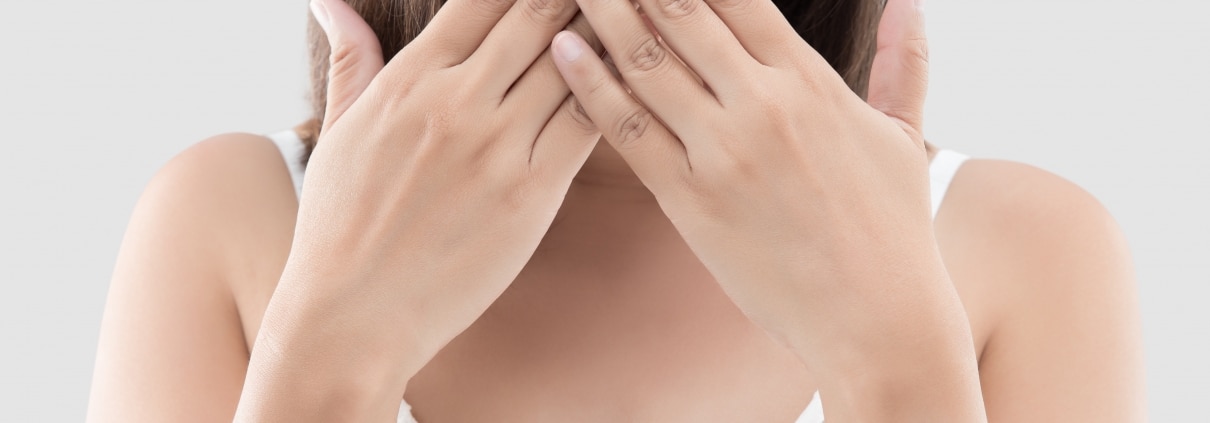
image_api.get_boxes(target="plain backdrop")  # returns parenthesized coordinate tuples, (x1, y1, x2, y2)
(1, 0, 1206, 421)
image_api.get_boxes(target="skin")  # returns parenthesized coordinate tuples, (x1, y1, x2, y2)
(86, 0, 1146, 421)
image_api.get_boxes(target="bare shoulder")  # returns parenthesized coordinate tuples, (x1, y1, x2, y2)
(153, 132, 300, 321)
(137, 132, 299, 343)
(154, 134, 298, 270)
(89, 133, 299, 422)
(938, 158, 1132, 291)
(151, 132, 297, 210)
(936, 158, 1145, 421)
(139, 132, 298, 263)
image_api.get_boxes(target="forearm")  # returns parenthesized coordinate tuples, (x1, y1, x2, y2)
(783, 249, 987, 421)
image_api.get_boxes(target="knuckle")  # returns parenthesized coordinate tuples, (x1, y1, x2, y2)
(468, 137, 510, 174)
(612, 108, 653, 149)
(712, 145, 759, 179)
(681, 186, 730, 221)
(475, 0, 517, 14)
(747, 94, 808, 148)
(521, 0, 567, 22)
(496, 172, 544, 213)
(423, 99, 464, 135)
(656, 0, 700, 20)
(757, 97, 794, 129)
(328, 43, 363, 73)
(564, 96, 597, 132)
(453, 64, 494, 97)
(582, 70, 612, 99)
(788, 63, 827, 91)
(907, 36, 930, 63)
(366, 76, 411, 112)
(624, 37, 670, 77)
(782, 65, 830, 99)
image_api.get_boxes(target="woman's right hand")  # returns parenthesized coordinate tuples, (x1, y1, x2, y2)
(235, 0, 602, 420)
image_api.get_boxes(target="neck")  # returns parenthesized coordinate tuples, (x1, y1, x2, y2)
(547, 138, 666, 230)
(567, 138, 658, 203)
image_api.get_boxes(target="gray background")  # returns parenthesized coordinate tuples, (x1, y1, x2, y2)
(1, 0, 1206, 421)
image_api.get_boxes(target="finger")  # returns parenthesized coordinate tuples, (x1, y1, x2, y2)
(463, 0, 581, 96)
(408, 0, 517, 67)
(572, 0, 716, 133)
(552, 31, 691, 193)
(602, 25, 710, 95)
(528, 94, 601, 179)
(867, 0, 929, 135)
(631, 0, 755, 94)
(605, 47, 706, 98)
(703, 0, 804, 67)
(503, 13, 604, 128)
(311, 0, 385, 132)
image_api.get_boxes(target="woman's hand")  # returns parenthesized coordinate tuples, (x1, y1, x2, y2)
(236, 0, 602, 420)
(554, 0, 985, 419)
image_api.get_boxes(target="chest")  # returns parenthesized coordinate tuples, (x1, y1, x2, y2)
(402, 238, 821, 421)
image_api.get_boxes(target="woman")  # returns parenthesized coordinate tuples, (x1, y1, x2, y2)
(86, 0, 1145, 421)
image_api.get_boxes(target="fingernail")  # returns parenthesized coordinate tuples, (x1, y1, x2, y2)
(554, 32, 583, 62)
(310, 0, 331, 32)
(916, 0, 926, 10)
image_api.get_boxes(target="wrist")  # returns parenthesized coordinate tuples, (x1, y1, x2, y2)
(818, 348, 987, 422)
(235, 267, 434, 421)
(802, 294, 985, 420)
(779, 259, 986, 421)
(236, 344, 407, 422)
(269, 262, 438, 379)
(236, 305, 422, 422)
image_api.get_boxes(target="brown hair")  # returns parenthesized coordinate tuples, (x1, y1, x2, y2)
(296, 0, 884, 165)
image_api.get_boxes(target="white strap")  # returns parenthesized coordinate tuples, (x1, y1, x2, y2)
(266, 130, 306, 198)
(397, 400, 418, 423)
(929, 149, 970, 219)
(797, 390, 825, 423)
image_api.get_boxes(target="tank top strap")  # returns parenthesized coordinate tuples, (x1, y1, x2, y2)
(796, 390, 825, 422)
(929, 149, 970, 219)
(266, 130, 306, 198)
(397, 400, 417, 423)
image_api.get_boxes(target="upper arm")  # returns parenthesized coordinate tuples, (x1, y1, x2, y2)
(87, 133, 297, 422)
(941, 159, 1145, 421)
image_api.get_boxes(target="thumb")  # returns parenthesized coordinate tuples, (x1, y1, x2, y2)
(310, 0, 384, 133)
(867, 0, 929, 136)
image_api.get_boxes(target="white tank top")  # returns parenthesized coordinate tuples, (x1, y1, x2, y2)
(266, 129, 970, 423)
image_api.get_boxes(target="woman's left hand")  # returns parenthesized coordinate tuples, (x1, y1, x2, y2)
(553, 0, 986, 419)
